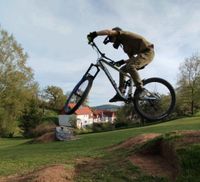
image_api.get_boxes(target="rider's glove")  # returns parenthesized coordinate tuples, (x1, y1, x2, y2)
(87, 31, 97, 43)
(115, 59, 125, 67)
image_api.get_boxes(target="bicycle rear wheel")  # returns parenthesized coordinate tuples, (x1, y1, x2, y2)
(133, 77, 176, 121)
(64, 76, 93, 114)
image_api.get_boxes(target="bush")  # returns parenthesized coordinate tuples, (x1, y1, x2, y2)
(0, 108, 18, 138)
(92, 122, 115, 132)
(19, 99, 43, 138)
(74, 128, 93, 135)
(42, 116, 59, 125)
(115, 121, 129, 129)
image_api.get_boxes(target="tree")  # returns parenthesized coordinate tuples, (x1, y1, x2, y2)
(65, 90, 89, 106)
(177, 53, 200, 115)
(43, 85, 66, 112)
(115, 103, 140, 128)
(0, 26, 38, 136)
(19, 97, 43, 138)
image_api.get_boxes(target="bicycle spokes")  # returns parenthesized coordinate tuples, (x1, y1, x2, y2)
(134, 78, 176, 121)
(71, 81, 88, 103)
(64, 76, 93, 114)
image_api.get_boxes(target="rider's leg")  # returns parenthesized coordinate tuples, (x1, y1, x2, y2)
(127, 63, 143, 88)
(126, 51, 154, 89)
(109, 50, 154, 102)
(109, 66, 127, 102)
(119, 65, 127, 92)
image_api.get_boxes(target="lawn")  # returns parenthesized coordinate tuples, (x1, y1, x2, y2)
(0, 116, 200, 180)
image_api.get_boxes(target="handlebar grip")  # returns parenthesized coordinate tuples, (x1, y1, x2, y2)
(87, 37, 93, 44)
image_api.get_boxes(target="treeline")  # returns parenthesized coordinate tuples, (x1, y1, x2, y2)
(0, 27, 66, 137)
(1, 26, 200, 137)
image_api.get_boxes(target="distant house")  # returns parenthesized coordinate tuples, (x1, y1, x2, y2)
(93, 109, 116, 123)
(75, 106, 94, 129)
(67, 104, 116, 129)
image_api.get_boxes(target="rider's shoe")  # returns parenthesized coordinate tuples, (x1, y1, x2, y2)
(109, 94, 124, 102)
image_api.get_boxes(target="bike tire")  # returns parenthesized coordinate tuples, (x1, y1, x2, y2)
(133, 77, 176, 121)
(64, 76, 93, 114)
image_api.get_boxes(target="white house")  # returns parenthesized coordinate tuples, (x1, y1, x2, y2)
(74, 106, 94, 128)
(93, 109, 116, 123)
(67, 104, 116, 129)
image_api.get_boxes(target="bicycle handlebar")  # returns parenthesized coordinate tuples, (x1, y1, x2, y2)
(88, 40, 115, 64)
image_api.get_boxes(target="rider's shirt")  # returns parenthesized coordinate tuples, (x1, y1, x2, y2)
(118, 31, 153, 58)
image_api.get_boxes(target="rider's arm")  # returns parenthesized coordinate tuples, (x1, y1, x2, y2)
(96, 29, 118, 37)
(87, 29, 118, 43)
(97, 30, 128, 64)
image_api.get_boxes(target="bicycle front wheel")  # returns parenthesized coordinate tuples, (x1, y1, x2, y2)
(133, 77, 176, 121)
(64, 76, 93, 114)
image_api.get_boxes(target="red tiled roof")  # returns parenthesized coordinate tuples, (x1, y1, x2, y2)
(68, 103, 93, 115)
(67, 103, 115, 117)
(93, 109, 115, 117)
(75, 106, 93, 115)
(68, 103, 76, 108)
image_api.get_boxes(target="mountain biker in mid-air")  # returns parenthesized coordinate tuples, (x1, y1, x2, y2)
(87, 27, 155, 102)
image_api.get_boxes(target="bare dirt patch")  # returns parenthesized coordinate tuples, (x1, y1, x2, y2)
(34, 131, 56, 143)
(32, 132, 78, 143)
(0, 165, 74, 182)
(75, 157, 104, 175)
(130, 154, 177, 179)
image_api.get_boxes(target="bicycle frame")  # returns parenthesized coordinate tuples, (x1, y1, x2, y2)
(83, 43, 133, 102)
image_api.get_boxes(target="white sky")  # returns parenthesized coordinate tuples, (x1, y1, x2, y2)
(0, 0, 200, 106)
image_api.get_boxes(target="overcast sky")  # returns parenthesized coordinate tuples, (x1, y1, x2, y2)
(0, 0, 200, 106)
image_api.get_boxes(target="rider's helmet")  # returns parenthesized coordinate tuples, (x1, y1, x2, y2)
(103, 27, 122, 49)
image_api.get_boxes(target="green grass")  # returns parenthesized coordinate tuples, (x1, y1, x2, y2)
(0, 116, 200, 180)
(176, 144, 200, 182)
(195, 111, 200, 116)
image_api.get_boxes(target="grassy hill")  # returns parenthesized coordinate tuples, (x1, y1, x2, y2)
(0, 116, 200, 181)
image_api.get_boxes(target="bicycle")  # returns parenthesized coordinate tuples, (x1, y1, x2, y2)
(63, 40, 176, 121)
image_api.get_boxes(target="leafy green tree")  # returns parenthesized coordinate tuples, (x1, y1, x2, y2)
(19, 97, 43, 138)
(43, 85, 66, 112)
(177, 53, 200, 115)
(0, 26, 38, 136)
(65, 90, 89, 106)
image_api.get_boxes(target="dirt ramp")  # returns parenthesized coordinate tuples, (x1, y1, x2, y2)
(108, 133, 161, 151)
(130, 154, 177, 180)
(0, 165, 74, 182)
(129, 131, 200, 181)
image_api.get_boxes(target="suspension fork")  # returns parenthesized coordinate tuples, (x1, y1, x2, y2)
(83, 63, 100, 80)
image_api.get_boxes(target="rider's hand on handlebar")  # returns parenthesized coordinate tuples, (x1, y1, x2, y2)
(114, 59, 125, 67)
(87, 31, 97, 44)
